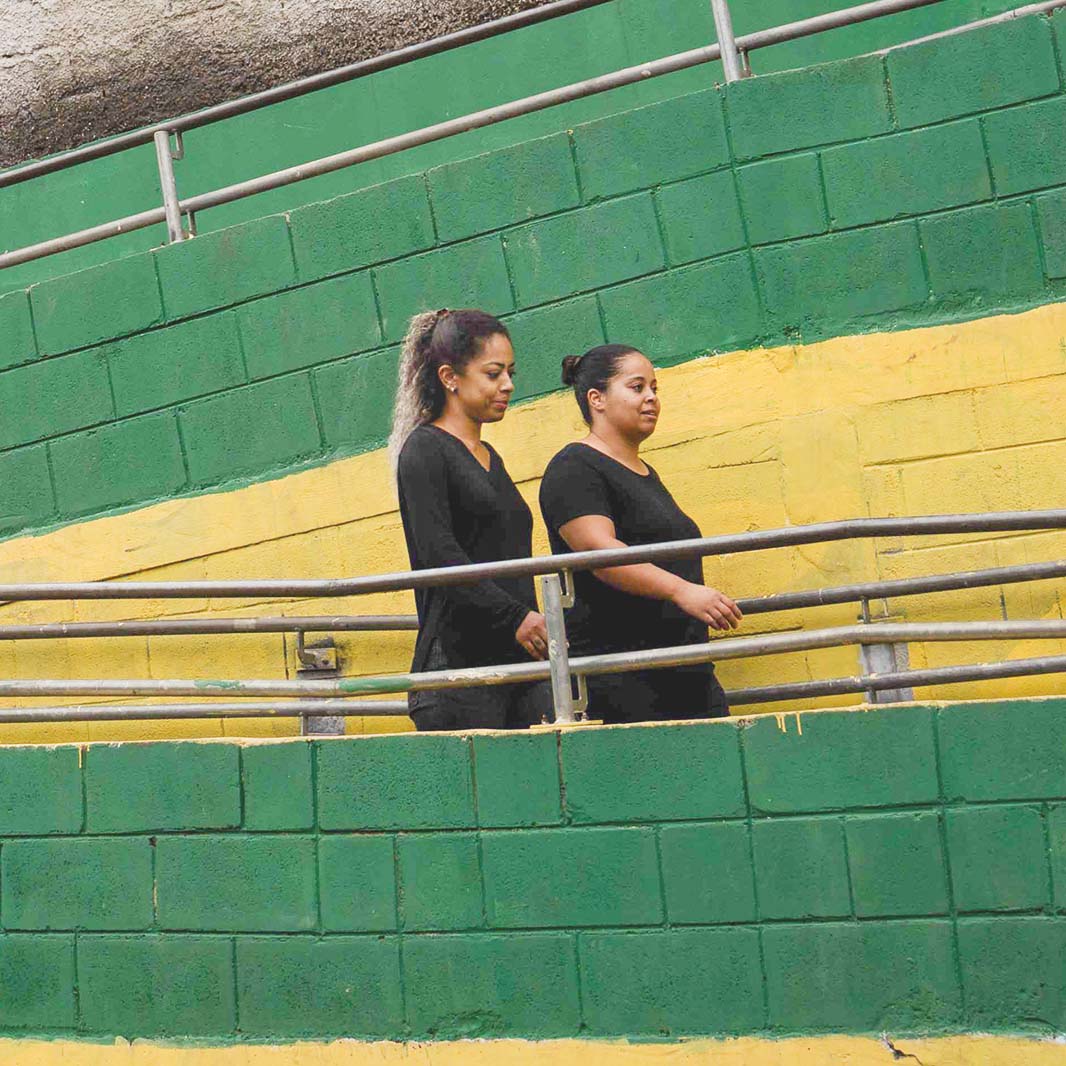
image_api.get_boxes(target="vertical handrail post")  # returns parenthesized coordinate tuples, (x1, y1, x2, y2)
(153, 130, 185, 243)
(710, 0, 745, 83)
(540, 572, 576, 723)
(858, 597, 915, 704)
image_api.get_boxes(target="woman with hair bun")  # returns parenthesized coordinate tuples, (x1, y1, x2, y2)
(538, 344, 743, 724)
(390, 308, 551, 731)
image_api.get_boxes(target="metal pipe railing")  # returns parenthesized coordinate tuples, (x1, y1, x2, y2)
(0, 557, 1056, 640)
(0, 511, 1059, 601)
(1, 620, 1064, 699)
(728, 652, 1066, 706)
(0, 0, 617, 189)
(876, 0, 1066, 50)
(737, 559, 1066, 615)
(0, 614, 419, 640)
(0, 0, 952, 271)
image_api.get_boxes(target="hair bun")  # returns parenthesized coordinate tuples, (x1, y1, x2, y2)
(560, 354, 582, 386)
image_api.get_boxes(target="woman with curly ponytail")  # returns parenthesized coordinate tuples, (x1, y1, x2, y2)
(391, 308, 551, 732)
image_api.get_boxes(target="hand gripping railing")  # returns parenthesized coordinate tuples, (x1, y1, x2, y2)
(10, 0, 1050, 271)
(1, 509, 1066, 727)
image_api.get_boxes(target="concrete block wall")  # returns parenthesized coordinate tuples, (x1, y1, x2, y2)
(2, 14, 1066, 538)
(0, 0, 1027, 293)
(0, 699, 1065, 1042)
(0, 15, 1065, 743)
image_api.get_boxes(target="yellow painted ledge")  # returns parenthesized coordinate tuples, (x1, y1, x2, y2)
(0, 1035, 1064, 1065)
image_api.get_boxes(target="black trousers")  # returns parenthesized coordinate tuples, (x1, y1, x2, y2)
(584, 661, 729, 725)
(408, 640, 552, 731)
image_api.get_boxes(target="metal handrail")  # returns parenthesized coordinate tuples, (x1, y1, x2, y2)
(0, 0, 953, 271)
(0, 557, 1060, 639)
(1, 621, 1064, 701)
(0, 0, 617, 189)
(728, 653, 1066, 706)
(0, 511, 1063, 720)
(0, 511, 1060, 601)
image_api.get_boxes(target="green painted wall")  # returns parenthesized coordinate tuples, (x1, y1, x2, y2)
(2, 12, 1066, 539)
(0, 0, 1029, 292)
(0, 699, 1064, 1041)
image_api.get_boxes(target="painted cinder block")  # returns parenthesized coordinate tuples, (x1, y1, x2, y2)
(1, 837, 152, 930)
(580, 928, 763, 1036)
(505, 193, 664, 308)
(0, 444, 56, 536)
(946, 804, 1049, 912)
(1036, 188, 1066, 278)
(921, 202, 1044, 304)
(403, 932, 580, 1039)
(822, 120, 992, 229)
(428, 134, 581, 243)
(237, 271, 381, 380)
(755, 223, 928, 339)
(178, 373, 323, 488)
(0, 935, 75, 1030)
(0, 288, 36, 370)
(598, 254, 762, 363)
(737, 153, 826, 246)
(572, 89, 729, 201)
(657, 170, 745, 266)
(0, 348, 112, 451)
(728, 56, 893, 162)
(0, 746, 81, 835)
(289, 175, 436, 283)
(106, 313, 245, 417)
(375, 236, 514, 343)
(312, 346, 400, 455)
(30, 251, 163, 355)
(743, 705, 939, 813)
(155, 215, 296, 320)
(957, 917, 1066, 1030)
(50, 412, 187, 519)
(561, 722, 745, 823)
(84, 741, 240, 832)
(471, 731, 563, 828)
(659, 823, 756, 924)
(939, 699, 1066, 801)
(504, 297, 605, 404)
(236, 935, 404, 1038)
(155, 835, 316, 931)
(398, 831, 482, 931)
(241, 741, 313, 830)
(764, 920, 960, 1031)
(888, 15, 1061, 129)
(77, 935, 236, 1037)
(316, 734, 475, 830)
(1046, 804, 1066, 908)
(983, 96, 1066, 196)
(752, 815, 850, 920)
(845, 811, 949, 918)
(318, 834, 397, 932)
(481, 826, 662, 928)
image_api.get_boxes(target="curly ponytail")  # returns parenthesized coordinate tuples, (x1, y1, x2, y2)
(388, 307, 510, 473)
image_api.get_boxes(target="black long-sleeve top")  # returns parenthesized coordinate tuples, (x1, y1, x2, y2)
(396, 424, 537, 671)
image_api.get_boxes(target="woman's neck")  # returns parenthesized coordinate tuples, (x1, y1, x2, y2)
(432, 407, 483, 452)
(584, 424, 645, 471)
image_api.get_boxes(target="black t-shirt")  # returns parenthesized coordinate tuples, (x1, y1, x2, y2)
(397, 424, 536, 670)
(539, 442, 708, 654)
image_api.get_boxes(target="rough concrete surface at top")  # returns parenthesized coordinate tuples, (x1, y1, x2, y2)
(0, 0, 539, 166)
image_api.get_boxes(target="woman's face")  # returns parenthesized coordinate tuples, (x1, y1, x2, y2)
(591, 351, 660, 441)
(443, 333, 517, 425)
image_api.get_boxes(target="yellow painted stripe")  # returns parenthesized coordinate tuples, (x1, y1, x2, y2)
(0, 300, 1063, 744)
(0, 1034, 1063, 1065)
